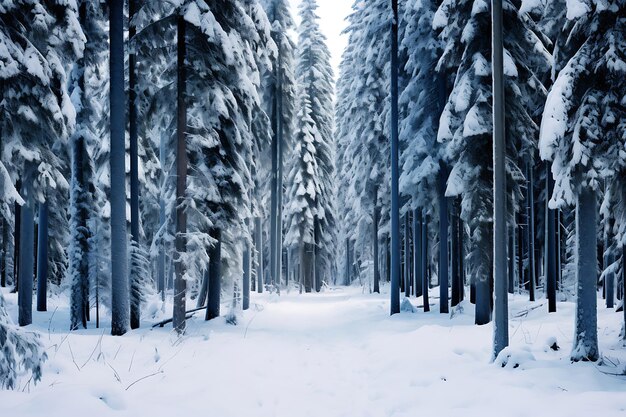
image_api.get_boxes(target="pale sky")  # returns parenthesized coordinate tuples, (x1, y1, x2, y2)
(289, 0, 353, 81)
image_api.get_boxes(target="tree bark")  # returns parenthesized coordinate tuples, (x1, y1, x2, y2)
(173, 13, 188, 334)
(129, 0, 140, 330)
(545, 164, 557, 312)
(206, 228, 222, 320)
(243, 230, 251, 310)
(422, 213, 430, 312)
(451, 202, 460, 307)
(389, 0, 400, 315)
(373, 204, 380, 293)
(438, 164, 449, 314)
(492, 0, 508, 358)
(571, 186, 599, 361)
(404, 214, 410, 298)
(18, 176, 34, 327)
(527, 160, 536, 302)
(413, 209, 422, 298)
(36, 201, 48, 312)
(255, 217, 264, 293)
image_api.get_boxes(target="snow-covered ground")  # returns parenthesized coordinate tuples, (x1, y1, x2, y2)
(1, 286, 625, 417)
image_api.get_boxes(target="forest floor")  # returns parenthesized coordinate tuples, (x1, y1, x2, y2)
(1, 285, 626, 416)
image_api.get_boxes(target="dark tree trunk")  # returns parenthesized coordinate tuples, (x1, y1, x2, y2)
(13, 180, 21, 293)
(302, 242, 314, 293)
(438, 163, 449, 314)
(451, 202, 460, 307)
(413, 209, 422, 298)
(492, 0, 508, 356)
(0, 218, 6, 287)
(243, 230, 251, 310)
(404, 214, 410, 298)
(389, 0, 400, 315)
(129, 0, 140, 330)
(527, 160, 536, 302)
(255, 217, 264, 293)
(36, 201, 48, 312)
(459, 217, 465, 301)
(508, 225, 515, 295)
(206, 228, 222, 321)
(422, 214, 430, 312)
(18, 175, 35, 327)
(173, 14, 188, 334)
(373, 205, 380, 293)
(545, 164, 557, 313)
(571, 187, 599, 361)
(517, 213, 524, 295)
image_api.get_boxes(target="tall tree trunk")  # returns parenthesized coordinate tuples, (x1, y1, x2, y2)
(508, 224, 515, 295)
(206, 228, 222, 321)
(517, 213, 524, 295)
(389, 0, 400, 315)
(0, 219, 6, 288)
(314, 219, 321, 292)
(18, 171, 35, 327)
(373, 204, 380, 293)
(571, 186, 599, 361)
(438, 163, 449, 314)
(492, 0, 508, 358)
(303, 241, 314, 293)
(197, 270, 208, 309)
(129, 0, 140, 330)
(345, 238, 350, 286)
(622, 245, 626, 341)
(413, 209, 422, 298)
(109, 0, 129, 336)
(545, 164, 557, 312)
(422, 213, 430, 312)
(527, 160, 536, 302)
(173, 14, 188, 334)
(158, 132, 166, 303)
(13, 180, 21, 293)
(243, 229, 251, 310)
(605, 246, 614, 309)
(404, 214, 410, 298)
(36, 201, 48, 312)
(451, 202, 460, 307)
(255, 217, 264, 293)
(459, 217, 465, 301)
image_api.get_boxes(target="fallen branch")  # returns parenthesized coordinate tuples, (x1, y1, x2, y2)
(151, 305, 207, 328)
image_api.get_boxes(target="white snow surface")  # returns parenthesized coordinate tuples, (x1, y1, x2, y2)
(1, 286, 625, 416)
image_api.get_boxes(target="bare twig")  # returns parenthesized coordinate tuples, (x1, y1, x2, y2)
(125, 371, 164, 391)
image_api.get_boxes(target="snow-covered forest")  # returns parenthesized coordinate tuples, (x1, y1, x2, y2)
(1, 0, 625, 415)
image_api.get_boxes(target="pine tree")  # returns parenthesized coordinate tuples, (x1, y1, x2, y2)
(435, 0, 550, 324)
(539, 0, 625, 360)
(294, 0, 336, 290)
(0, 0, 84, 327)
(261, 0, 296, 290)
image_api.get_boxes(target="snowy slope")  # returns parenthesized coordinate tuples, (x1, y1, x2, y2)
(1, 286, 625, 416)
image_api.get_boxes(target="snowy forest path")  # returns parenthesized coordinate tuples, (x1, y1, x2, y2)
(1, 288, 626, 417)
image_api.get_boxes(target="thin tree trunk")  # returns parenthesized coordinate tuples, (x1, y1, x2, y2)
(0, 218, 6, 287)
(18, 175, 34, 327)
(439, 163, 449, 314)
(158, 132, 166, 303)
(243, 229, 251, 310)
(13, 180, 21, 293)
(413, 209, 422, 298)
(373, 204, 380, 293)
(36, 201, 48, 312)
(345, 238, 350, 286)
(129, 0, 140, 330)
(527, 160, 536, 302)
(492, 0, 508, 358)
(571, 186, 599, 361)
(173, 14, 188, 334)
(545, 164, 557, 312)
(255, 217, 264, 293)
(206, 228, 222, 321)
(197, 270, 208, 309)
(422, 213, 430, 312)
(404, 213, 410, 298)
(451, 202, 460, 307)
(389, 0, 400, 315)
(459, 217, 465, 301)
(303, 241, 314, 293)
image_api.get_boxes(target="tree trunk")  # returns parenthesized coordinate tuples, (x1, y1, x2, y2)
(173, 14, 188, 334)
(459, 217, 465, 301)
(451, 202, 460, 307)
(422, 214, 430, 312)
(158, 132, 167, 303)
(206, 228, 222, 321)
(13, 180, 21, 293)
(373, 205, 380, 293)
(389, 0, 400, 315)
(438, 163, 449, 314)
(243, 231, 251, 310)
(36, 201, 48, 312)
(492, 0, 508, 358)
(404, 213, 410, 298)
(517, 213, 524, 295)
(545, 164, 557, 313)
(606, 248, 614, 309)
(129, 0, 140, 330)
(197, 270, 208, 309)
(508, 224, 515, 295)
(18, 177, 34, 327)
(345, 238, 350, 286)
(255, 217, 264, 293)
(527, 160, 536, 302)
(413, 209, 422, 298)
(571, 186, 599, 361)
(1, 218, 6, 288)
(302, 242, 314, 293)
